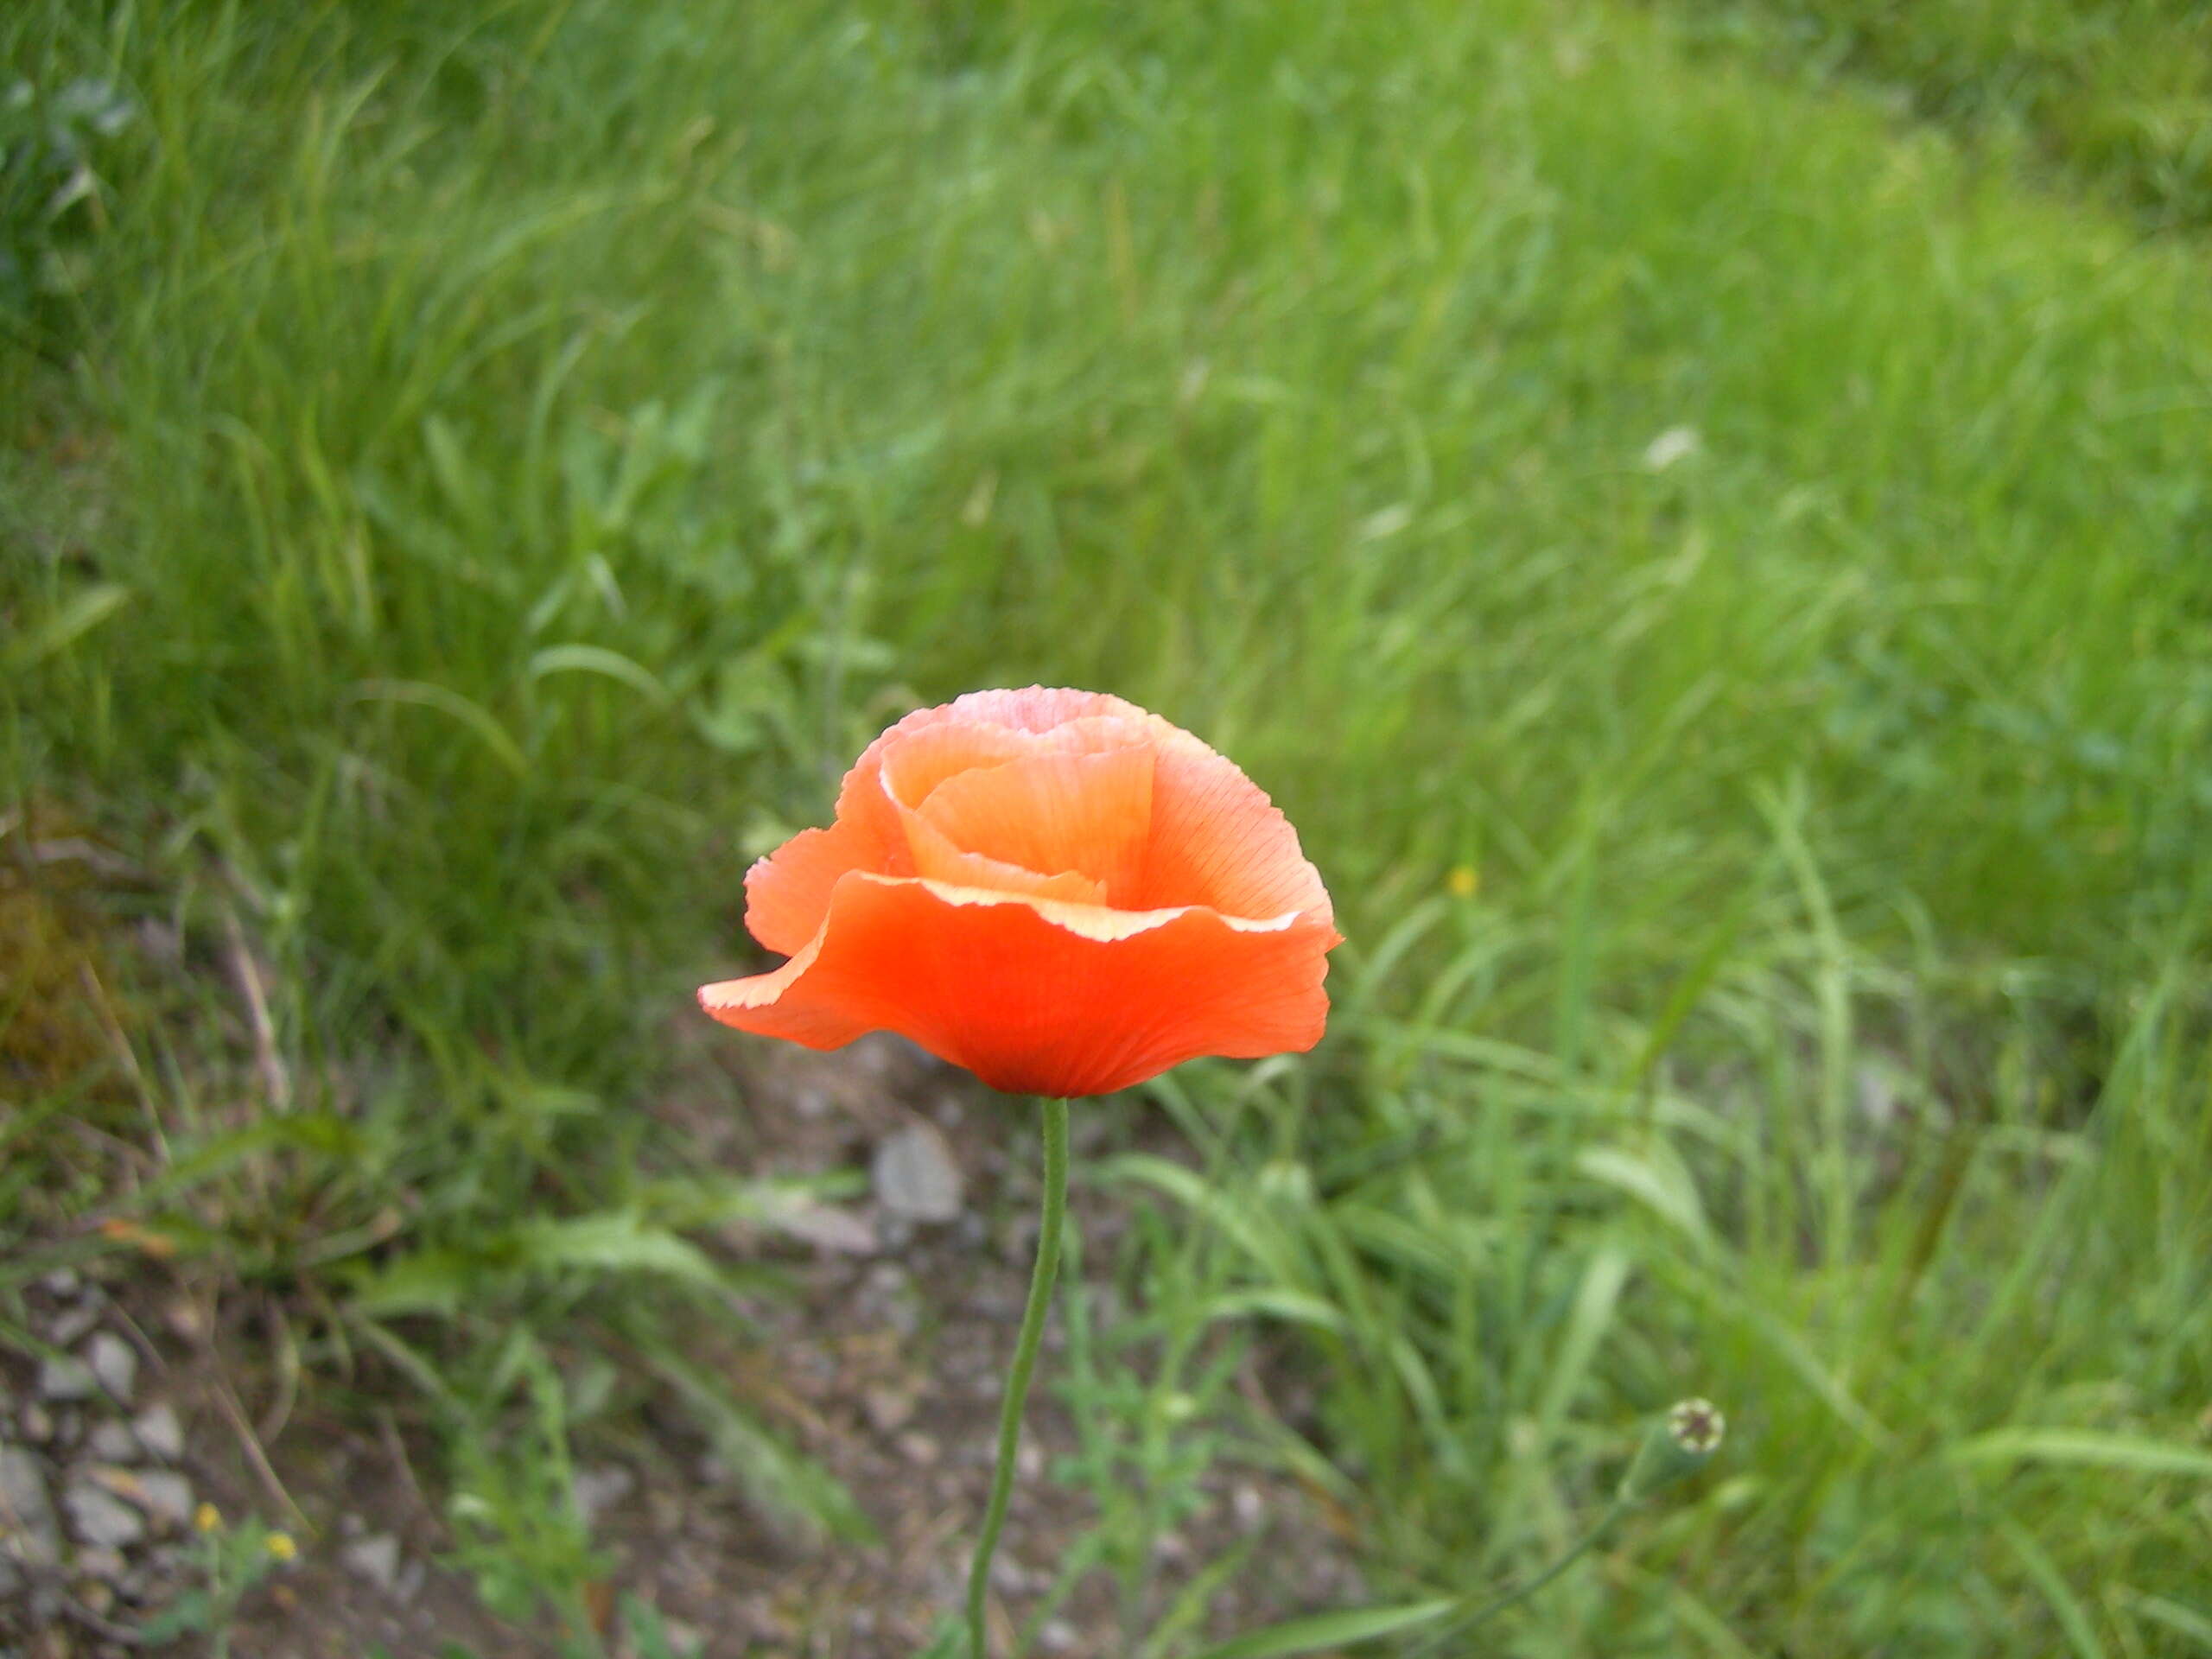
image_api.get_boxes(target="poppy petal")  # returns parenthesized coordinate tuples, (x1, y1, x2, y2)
(912, 745, 1155, 900)
(1136, 744, 1335, 927)
(700, 873, 1334, 1097)
(897, 807, 1109, 906)
(876, 720, 1041, 812)
(741, 818, 894, 957)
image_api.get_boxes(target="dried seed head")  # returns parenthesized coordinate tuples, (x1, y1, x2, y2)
(1620, 1397, 1727, 1501)
(1668, 1397, 1726, 1457)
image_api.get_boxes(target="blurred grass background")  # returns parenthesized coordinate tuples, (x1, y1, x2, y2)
(3, 0, 2209, 1653)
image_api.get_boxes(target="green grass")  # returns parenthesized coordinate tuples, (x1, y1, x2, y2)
(5, 0, 2211, 1653)
(1675, 0, 2212, 232)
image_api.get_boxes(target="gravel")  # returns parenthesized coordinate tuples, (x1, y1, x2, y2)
(61, 1478, 146, 1550)
(132, 1403, 184, 1462)
(872, 1123, 965, 1224)
(36, 1355, 97, 1402)
(86, 1332, 138, 1404)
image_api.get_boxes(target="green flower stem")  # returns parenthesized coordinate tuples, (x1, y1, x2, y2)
(1461, 1492, 1634, 1633)
(966, 1096, 1071, 1659)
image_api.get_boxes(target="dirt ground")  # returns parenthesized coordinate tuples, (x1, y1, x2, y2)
(3, 1015, 1365, 1659)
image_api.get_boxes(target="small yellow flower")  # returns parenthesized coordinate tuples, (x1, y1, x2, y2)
(1446, 865, 1479, 899)
(265, 1531, 298, 1562)
(194, 1503, 223, 1534)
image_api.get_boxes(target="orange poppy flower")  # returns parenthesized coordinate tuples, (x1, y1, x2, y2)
(699, 688, 1341, 1096)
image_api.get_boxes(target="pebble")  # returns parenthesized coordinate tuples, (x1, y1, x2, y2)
(572, 1463, 636, 1527)
(48, 1304, 103, 1348)
(19, 1402, 55, 1444)
(871, 1123, 964, 1223)
(893, 1431, 940, 1466)
(988, 1554, 1037, 1595)
(0, 1447, 62, 1567)
(61, 1478, 145, 1549)
(771, 1200, 879, 1255)
(87, 1332, 138, 1403)
(341, 1531, 402, 1592)
(132, 1471, 195, 1530)
(132, 1404, 183, 1462)
(88, 1421, 138, 1462)
(41, 1268, 82, 1297)
(1039, 1618, 1079, 1653)
(37, 1355, 98, 1402)
(73, 1544, 126, 1582)
(161, 1298, 205, 1344)
(862, 1387, 916, 1433)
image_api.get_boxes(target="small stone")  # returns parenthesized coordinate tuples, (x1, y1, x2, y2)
(73, 1544, 126, 1582)
(341, 1531, 401, 1592)
(571, 1463, 635, 1527)
(19, 1402, 55, 1443)
(88, 1421, 138, 1462)
(38, 1356, 97, 1402)
(160, 1299, 205, 1344)
(1, 1448, 63, 1567)
(132, 1405, 183, 1463)
(47, 1305, 101, 1347)
(62, 1479, 145, 1549)
(770, 1200, 878, 1255)
(660, 1616, 706, 1654)
(862, 1387, 915, 1433)
(893, 1431, 940, 1466)
(872, 1123, 963, 1223)
(75, 1575, 117, 1616)
(86, 1332, 137, 1403)
(1039, 1618, 1078, 1653)
(41, 1268, 82, 1297)
(132, 1471, 194, 1530)
(392, 1558, 427, 1605)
